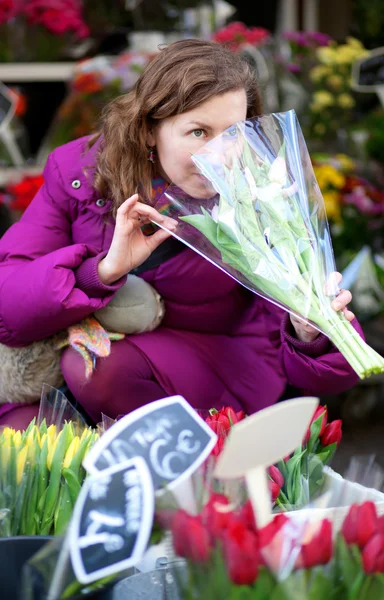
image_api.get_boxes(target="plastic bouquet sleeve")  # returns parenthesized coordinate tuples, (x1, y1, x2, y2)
(153, 110, 384, 379)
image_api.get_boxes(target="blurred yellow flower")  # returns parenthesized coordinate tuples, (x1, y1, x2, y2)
(317, 46, 337, 65)
(337, 93, 355, 109)
(335, 154, 355, 172)
(310, 65, 331, 82)
(311, 91, 334, 112)
(327, 75, 343, 90)
(323, 191, 342, 221)
(346, 37, 364, 50)
(334, 46, 358, 65)
(314, 165, 346, 190)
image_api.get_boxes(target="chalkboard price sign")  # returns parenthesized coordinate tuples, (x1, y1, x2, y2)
(70, 457, 154, 584)
(352, 47, 384, 91)
(83, 396, 217, 492)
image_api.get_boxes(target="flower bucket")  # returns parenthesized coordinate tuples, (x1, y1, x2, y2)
(0, 537, 113, 600)
(112, 560, 186, 600)
(287, 467, 384, 534)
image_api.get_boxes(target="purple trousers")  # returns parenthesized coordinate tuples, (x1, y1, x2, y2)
(0, 338, 231, 429)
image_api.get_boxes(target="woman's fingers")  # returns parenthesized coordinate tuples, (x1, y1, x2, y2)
(330, 283, 355, 321)
(117, 195, 178, 231)
(331, 289, 352, 311)
(134, 203, 178, 230)
(325, 271, 343, 296)
(343, 308, 355, 322)
(116, 194, 140, 216)
(145, 227, 172, 252)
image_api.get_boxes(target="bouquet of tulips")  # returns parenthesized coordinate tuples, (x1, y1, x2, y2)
(0, 418, 97, 537)
(155, 110, 384, 379)
(168, 494, 384, 599)
(203, 405, 342, 511)
(0, 384, 98, 537)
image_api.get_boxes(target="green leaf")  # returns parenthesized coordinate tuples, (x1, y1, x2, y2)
(62, 467, 82, 505)
(335, 534, 363, 592)
(316, 443, 338, 466)
(40, 424, 73, 535)
(54, 484, 73, 535)
(307, 415, 324, 454)
(307, 568, 333, 599)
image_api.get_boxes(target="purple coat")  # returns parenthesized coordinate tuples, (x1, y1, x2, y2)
(0, 137, 359, 414)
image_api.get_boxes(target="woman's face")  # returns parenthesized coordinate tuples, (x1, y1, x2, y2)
(149, 89, 247, 198)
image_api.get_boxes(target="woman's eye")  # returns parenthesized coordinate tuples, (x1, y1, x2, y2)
(191, 129, 205, 138)
(226, 127, 237, 137)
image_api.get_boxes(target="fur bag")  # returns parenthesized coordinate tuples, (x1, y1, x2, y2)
(0, 275, 165, 404)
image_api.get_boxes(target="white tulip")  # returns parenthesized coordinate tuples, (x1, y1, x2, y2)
(211, 204, 219, 222)
(268, 157, 287, 186)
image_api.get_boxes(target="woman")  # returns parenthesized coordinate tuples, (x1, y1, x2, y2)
(0, 39, 358, 429)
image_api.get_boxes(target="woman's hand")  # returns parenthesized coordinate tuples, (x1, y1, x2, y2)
(98, 194, 178, 285)
(290, 273, 355, 343)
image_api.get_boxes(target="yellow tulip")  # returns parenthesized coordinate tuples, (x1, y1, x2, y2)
(47, 429, 62, 471)
(13, 431, 22, 449)
(39, 432, 47, 449)
(63, 436, 81, 469)
(16, 446, 28, 484)
(25, 425, 39, 448)
(1, 427, 15, 440)
(0, 438, 11, 468)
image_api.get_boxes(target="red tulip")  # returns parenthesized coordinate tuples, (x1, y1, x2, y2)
(206, 407, 246, 433)
(239, 500, 257, 533)
(269, 480, 281, 503)
(259, 514, 289, 548)
(320, 420, 343, 446)
(172, 510, 211, 562)
(362, 533, 384, 573)
(297, 519, 333, 569)
(201, 494, 232, 540)
(303, 406, 328, 445)
(223, 518, 260, 585)
(342, 502, 378, 550)
(268, 465, 284, 489)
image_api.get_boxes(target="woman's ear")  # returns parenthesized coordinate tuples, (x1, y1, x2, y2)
(147, 128, 156, 147)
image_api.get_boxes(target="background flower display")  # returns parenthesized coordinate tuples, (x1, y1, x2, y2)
(42, 51, 152, 153)
(279, 30, 332, 83)
(307, 37, 368, 140)
(312, 154, 384, 263)
(0, 173, 44, 219)
(0, 0, 90, 62)
(213, 21, 270, 52)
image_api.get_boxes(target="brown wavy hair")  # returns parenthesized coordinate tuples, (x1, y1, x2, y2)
(91, 38, 262, 212)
